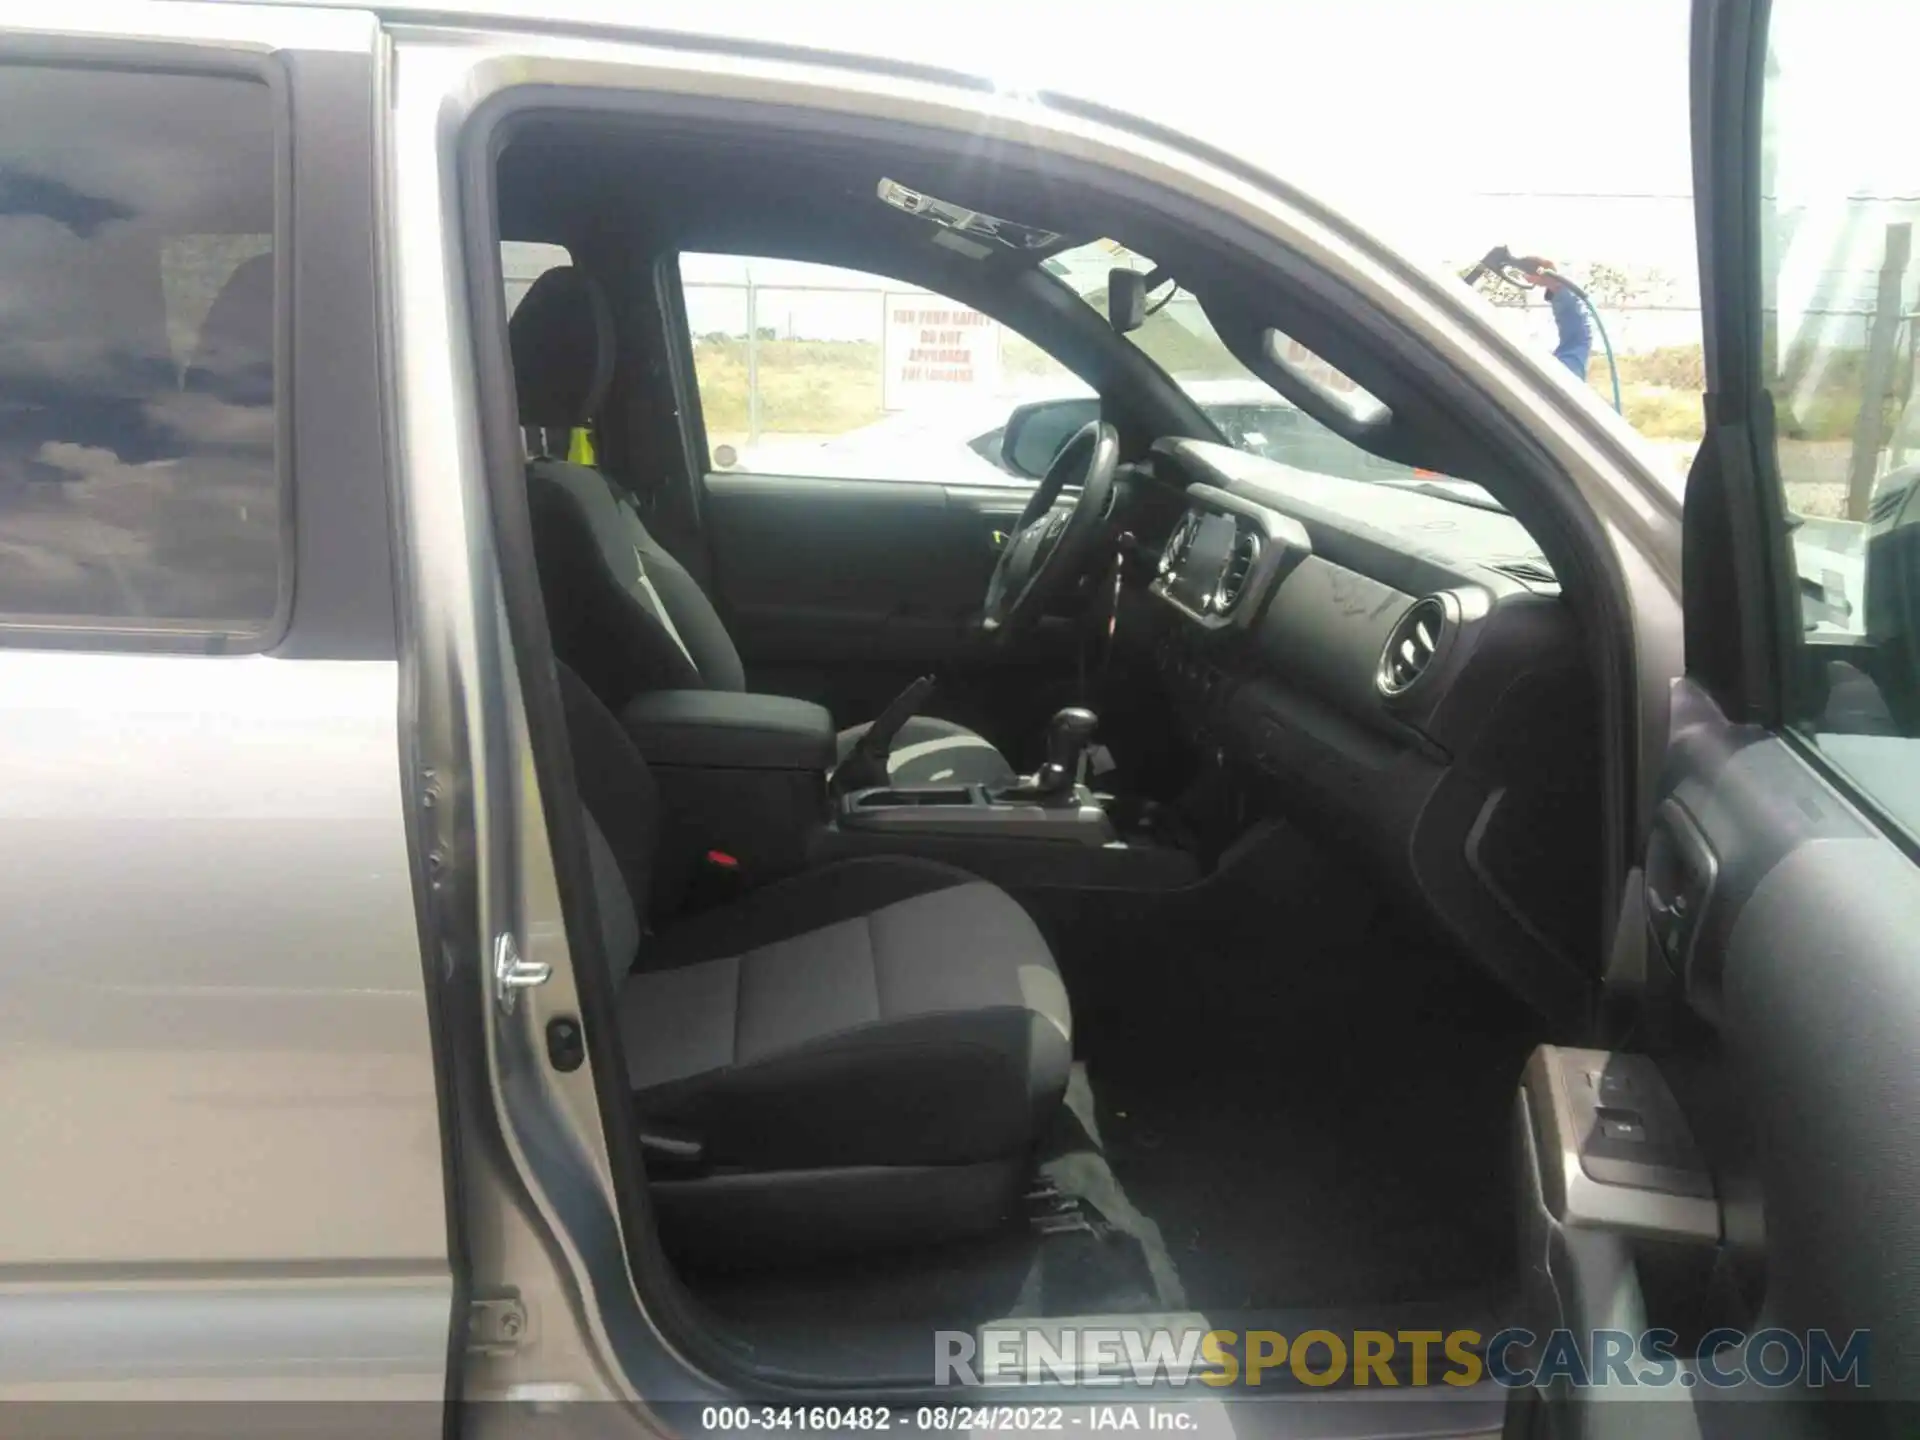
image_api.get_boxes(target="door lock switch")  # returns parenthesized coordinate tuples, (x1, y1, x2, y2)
(1598, 1109, 1647, 1143)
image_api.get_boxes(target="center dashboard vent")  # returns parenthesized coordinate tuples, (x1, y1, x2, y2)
(1378, 596, 1448, 696)
(1211, 527, 1262, 613)
(1159, 511, 1200, 577)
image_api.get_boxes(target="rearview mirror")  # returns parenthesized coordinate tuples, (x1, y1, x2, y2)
(1000, 397, 1100, 479)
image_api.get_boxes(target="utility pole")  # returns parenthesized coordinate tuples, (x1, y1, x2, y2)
(1846, 221, 1912, 520)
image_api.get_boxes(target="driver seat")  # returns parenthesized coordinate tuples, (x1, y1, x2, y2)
(509, 266, 1016, 787)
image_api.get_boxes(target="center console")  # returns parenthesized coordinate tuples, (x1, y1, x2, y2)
(618, 688, 1199, 899)
(836, 782, 1114, 843)
(835, 705, 1115, 846)
(815, 704, 1197, 891)
(620, 689, 834, 902)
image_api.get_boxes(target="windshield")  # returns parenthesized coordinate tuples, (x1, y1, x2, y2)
(1046, 241, 1480, 494)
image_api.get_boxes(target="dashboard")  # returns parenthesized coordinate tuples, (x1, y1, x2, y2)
(1136, 438, 1600, 1023)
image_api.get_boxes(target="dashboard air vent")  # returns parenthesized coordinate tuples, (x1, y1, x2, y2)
(1212, 527, 1262, 613)
(1159, 511, 1200, 578)
(1378, 597, 1447, 696)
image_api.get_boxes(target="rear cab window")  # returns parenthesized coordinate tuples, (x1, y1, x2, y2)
(0, 64, 283, 644)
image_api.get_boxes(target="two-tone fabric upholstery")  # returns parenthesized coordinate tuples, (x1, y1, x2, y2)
(556, 664, 1071, 1259)
(508, 265, 1017, 788)
(834, 715, 1016, 788)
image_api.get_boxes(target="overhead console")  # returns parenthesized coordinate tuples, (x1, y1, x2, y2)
(1141, 437, 1603, 1026)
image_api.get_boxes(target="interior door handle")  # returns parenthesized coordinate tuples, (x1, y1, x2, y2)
(1645, 799, 1719, 973)
(493, 933, 551, 1013)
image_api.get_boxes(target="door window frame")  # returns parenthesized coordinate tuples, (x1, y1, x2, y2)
(1690, 0, 1920, 855)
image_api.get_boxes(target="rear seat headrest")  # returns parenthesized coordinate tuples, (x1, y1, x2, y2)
(509, 265, 615, 429)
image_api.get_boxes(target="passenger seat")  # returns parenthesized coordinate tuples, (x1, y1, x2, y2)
(555, 664, 1072, 1262)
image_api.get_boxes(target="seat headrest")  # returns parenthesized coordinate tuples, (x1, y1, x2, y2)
(509, 265, 615, 429)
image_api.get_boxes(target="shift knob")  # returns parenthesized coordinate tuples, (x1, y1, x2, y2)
(1037, 707, 1098, 797)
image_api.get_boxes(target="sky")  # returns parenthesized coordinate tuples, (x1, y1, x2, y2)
(578, 0, 1704, 278)
(512, 0, 1710, 348)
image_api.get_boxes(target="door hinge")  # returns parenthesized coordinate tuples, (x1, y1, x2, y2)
(468, 1293, 532, 1355)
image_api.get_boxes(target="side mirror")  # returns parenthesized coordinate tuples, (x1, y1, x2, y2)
(1108, 269, 1146, 334)
(1000, 396, 1100, 479)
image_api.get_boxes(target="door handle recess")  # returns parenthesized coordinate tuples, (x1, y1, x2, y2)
(1645, 799, 1719, 974)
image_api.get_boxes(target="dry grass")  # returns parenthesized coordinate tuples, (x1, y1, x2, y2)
(692, 337, 883, 436)
(1612, 345, 1708, 390)
(1620, 384, 1706, 440)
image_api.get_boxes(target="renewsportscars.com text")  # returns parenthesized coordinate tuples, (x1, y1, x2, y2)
(936, 1326, 1870, 1390)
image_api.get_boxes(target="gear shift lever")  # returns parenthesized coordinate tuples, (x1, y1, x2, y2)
(1032, 707, 1099, 802)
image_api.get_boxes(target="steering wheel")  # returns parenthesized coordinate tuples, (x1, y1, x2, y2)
(980, 420, 1120, 638)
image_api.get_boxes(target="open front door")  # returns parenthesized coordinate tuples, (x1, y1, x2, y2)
(1512, 2, 1920, 1440)
(1514, 1, 1920, 1434)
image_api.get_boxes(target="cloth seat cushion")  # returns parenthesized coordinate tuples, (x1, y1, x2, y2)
(622, 858, 1071, 1171)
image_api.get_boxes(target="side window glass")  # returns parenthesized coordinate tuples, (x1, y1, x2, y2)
(677, 253, 1088, 485)
(0, 66, 282, 640)
(1763, 2, 1920, 830)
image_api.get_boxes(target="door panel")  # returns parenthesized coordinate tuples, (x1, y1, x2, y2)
(704, 472, 1014, 663)
(1659, 686, 1920, 1377)
(703, 472, 1074, 745)
(1526, 0, 1920, 1430)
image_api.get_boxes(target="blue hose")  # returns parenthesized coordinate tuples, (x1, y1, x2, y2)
(1461, 249, 1624, 415)
(1563, 280, 1623, 415)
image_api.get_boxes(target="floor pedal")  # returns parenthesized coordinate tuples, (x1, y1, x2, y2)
(1031, 1211, 1100, 1238)
(1024, 1181, 1111, 1239)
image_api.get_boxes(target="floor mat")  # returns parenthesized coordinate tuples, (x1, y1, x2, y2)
(1061, 823, 1540, 1312)
(691, 822, 1538, 1341)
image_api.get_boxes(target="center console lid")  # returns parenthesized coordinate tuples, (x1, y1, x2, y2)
(620, 690, 835, 772)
